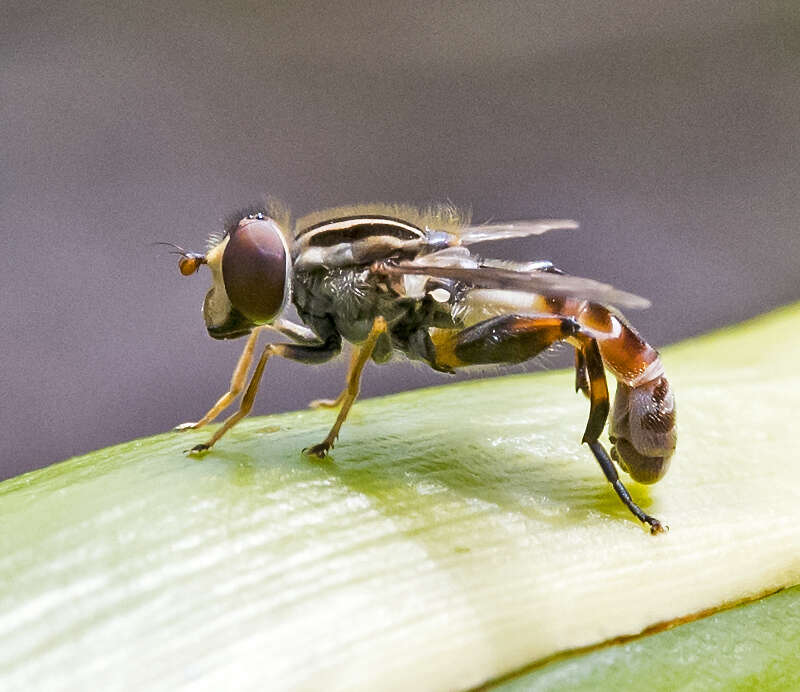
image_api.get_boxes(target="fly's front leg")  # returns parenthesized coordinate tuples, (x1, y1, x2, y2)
(304, 317, 388, 458)
(188, 338, 340, 455)
(308, 347, 359, 409)
(175, 326, 268, 431)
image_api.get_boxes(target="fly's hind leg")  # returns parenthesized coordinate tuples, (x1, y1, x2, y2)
(304, 317, 388, 458)
(175, 326, 268, 431)
(575, 337, 666, 534)
(430, 315, 666, 534)
(574, 350, 590, 398)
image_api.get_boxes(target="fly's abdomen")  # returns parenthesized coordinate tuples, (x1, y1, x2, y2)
(572, 301, 661, 385)
(608, 376, 676, 484)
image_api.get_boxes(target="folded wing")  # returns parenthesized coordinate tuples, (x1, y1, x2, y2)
(453, 219, 579, 244)
(372, 257, 651, 310)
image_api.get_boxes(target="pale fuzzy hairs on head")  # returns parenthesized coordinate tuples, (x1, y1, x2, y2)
(263, 196, 292, 233)
(209, 197, 293, 251)
(206, 231, 225, 250)
(294, 202, 471, 238)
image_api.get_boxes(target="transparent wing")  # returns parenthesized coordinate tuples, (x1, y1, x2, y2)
(372, 258, 651, 310)
(454, 219, 579, 244)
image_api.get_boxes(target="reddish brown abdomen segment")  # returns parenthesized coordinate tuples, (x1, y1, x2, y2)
(574, 301, 662, 386)
(222, 218, 288, 323)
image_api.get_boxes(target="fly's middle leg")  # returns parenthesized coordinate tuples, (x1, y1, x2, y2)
(574, 349, 590, 398)
(303, 316, 388, 458)
(308, 347, 360, 409)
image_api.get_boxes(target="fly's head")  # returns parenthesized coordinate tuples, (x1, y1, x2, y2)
(171, 211, 292, 339)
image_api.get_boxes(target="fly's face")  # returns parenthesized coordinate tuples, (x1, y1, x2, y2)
(173, 213, 292, 339)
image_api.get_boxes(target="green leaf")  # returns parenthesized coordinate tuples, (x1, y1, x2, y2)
(2, 303, 799, 691)
(491, 583, 800, 691)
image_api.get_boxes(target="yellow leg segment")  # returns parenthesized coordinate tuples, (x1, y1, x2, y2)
(304, 317, 387, 457)
(187, 340, 284, 454)
(308, 347, 360, 409)
(176, 326, 267, 431)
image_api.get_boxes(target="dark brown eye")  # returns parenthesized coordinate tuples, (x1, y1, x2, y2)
(222, 217, 289, 323)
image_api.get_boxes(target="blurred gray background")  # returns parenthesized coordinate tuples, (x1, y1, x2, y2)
(2, 1, 799, 480)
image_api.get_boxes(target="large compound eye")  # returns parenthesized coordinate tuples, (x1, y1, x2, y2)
(222, 216, 289, 323)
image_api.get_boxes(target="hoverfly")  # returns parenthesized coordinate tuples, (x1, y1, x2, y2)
(169, 202, 676, 534)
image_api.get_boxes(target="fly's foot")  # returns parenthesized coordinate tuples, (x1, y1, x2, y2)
(303, 442, 333, 459)
(646, 516, 669, 535)
(175, 421, 201, 432)
(186, 443, 211, 456)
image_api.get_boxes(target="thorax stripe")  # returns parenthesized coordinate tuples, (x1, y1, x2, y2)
(296, 216, 425, 247)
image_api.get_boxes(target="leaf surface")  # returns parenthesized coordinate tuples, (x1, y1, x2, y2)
(1, 304, 799, 691)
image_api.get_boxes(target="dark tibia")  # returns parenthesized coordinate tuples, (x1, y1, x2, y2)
(579, 338, 609, 444)
(574, 350, 590, 398)
(587, 441, 667, 535)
